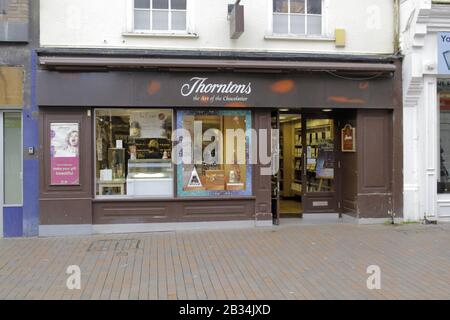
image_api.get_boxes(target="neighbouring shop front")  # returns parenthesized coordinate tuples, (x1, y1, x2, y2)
(36, 53, 403, 236)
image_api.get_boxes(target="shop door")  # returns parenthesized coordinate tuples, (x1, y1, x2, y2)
(302, 114, 339, 213)
(271, 111, 280, 225)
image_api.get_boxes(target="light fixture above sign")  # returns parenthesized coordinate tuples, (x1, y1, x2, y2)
(228, 1, 244, 39)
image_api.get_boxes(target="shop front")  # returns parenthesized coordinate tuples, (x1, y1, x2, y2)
(37, 54, 403, 236)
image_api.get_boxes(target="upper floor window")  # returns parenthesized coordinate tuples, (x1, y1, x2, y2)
(134, 0, 187, 32)
(273, 0, 322, 36)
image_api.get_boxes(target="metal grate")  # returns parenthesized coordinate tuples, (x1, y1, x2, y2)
(87, 239, 142, 252)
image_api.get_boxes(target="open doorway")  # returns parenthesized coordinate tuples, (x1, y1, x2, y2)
(279, 112, 303, 217)
(272, 109, 338, 223)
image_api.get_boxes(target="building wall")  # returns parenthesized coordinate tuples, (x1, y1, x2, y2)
(40, 0, 396, 54)
(401, 0, 450, 222)
(0, 0, 40, 237)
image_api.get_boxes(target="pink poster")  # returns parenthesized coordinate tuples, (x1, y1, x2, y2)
(50, 123, 80, 185)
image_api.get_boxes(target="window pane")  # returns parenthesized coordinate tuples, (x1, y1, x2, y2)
(306, 118, 335, 193)
(307, 15, 322, 35)
(291, 14, 305, 35)
(153, 0, 168, 9)
(134, 10, 150, 30)
(177, 111, 252, 197)
(273, 14, 288, 34)
(439, 91, 450, 193)
(135, 0, 150, 9)
(291, 0, 305, 13)
(152, 10, 169, 30)
(95, 109, 173, 198)
(4, 113, 22, 205)
(171, 11, 186, 30)
(273, 0, 288, 13)
(171, 0, 186, 10)
(307, 0, 322, 14)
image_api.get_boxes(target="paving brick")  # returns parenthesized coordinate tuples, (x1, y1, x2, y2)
(0, 223, 449, 300)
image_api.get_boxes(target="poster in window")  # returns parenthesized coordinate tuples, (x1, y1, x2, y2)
(50, 123, 80, 185)
(130, 110, 171, 139)
(438, 32, 450, 74)
(315, 141, 334, 179)
(341, 124, 356, 152)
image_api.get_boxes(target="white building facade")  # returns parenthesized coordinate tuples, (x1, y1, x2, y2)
(40, 0, 396, 54)
(402, 0, 450, 222)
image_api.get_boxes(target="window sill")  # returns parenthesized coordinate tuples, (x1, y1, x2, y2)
(93, 196, 256, 202)
(264, 34, 335, 42)
(122, 32, 199, 39)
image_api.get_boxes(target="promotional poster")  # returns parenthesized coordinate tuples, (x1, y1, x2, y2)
(50, 122, 80, 185)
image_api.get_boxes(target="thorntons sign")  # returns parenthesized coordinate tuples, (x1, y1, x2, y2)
(180, 77, 252, 103)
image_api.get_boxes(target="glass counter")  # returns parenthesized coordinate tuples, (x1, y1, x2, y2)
(126, 159, 173, 197)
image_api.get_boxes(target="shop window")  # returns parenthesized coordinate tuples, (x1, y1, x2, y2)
(272, 0, 322, 36)
(134, 0, 187, 32)
(176, 110, 252, 197)
(3, 112, 22, 205)
(95, 109, 173, 198)
(438, 84, 450, 193)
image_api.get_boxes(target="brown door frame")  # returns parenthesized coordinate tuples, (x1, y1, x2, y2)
(301, 111, 340, 214)
(271, 109, 281, 224)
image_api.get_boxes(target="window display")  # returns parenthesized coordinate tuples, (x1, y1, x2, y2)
(95, 109, 173, 198)
(438, 85, 450, 193)
(176, 110, 252, 197)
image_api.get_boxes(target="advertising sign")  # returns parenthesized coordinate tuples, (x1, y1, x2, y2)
(130, 110, 171, 139)
(438, 32, 450, 75)
(316, 141, 334, 180)
(50, 122, 79, 185)
(341, 124, 356, 152)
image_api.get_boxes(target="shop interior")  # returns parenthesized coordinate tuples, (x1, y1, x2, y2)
(272, 110, 335, 217)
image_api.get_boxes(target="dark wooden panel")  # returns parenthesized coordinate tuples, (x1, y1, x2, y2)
(40, 199, 92, 225)
(39, 107, 93, 225)
(37, 70, 397, 109)
(338, 113, 358, 217)
(392, 60, 404, 218)
(181, 200, 255, 222)
(93, 201, 178, 224)
(303, 193, 336, 213)
(253, 110, 272, 221)
(357, 194, 391, 219)
(93, 199, 255, 224)
(358, 110, 392, 193)
(356, 109, 393, 219)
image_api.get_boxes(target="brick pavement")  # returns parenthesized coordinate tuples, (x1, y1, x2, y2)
(0, 223, 449, 300)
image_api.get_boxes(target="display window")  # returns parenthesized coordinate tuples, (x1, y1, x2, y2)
(176, 110, 252, 197)
(438, 81, 450, 194)
(95, 109, 173, 198)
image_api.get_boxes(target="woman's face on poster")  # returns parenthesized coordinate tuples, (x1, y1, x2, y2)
(69, 131, 79, 147)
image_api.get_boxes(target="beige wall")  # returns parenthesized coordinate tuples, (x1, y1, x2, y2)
(40, 0, 395, 55)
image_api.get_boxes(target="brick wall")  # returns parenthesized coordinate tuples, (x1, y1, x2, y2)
(0, 0, 29, 22)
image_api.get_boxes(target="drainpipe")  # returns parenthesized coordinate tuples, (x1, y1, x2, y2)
(393, 0, 400, 54)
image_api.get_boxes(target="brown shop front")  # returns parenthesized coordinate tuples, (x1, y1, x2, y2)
(36, 57, 403, 236)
